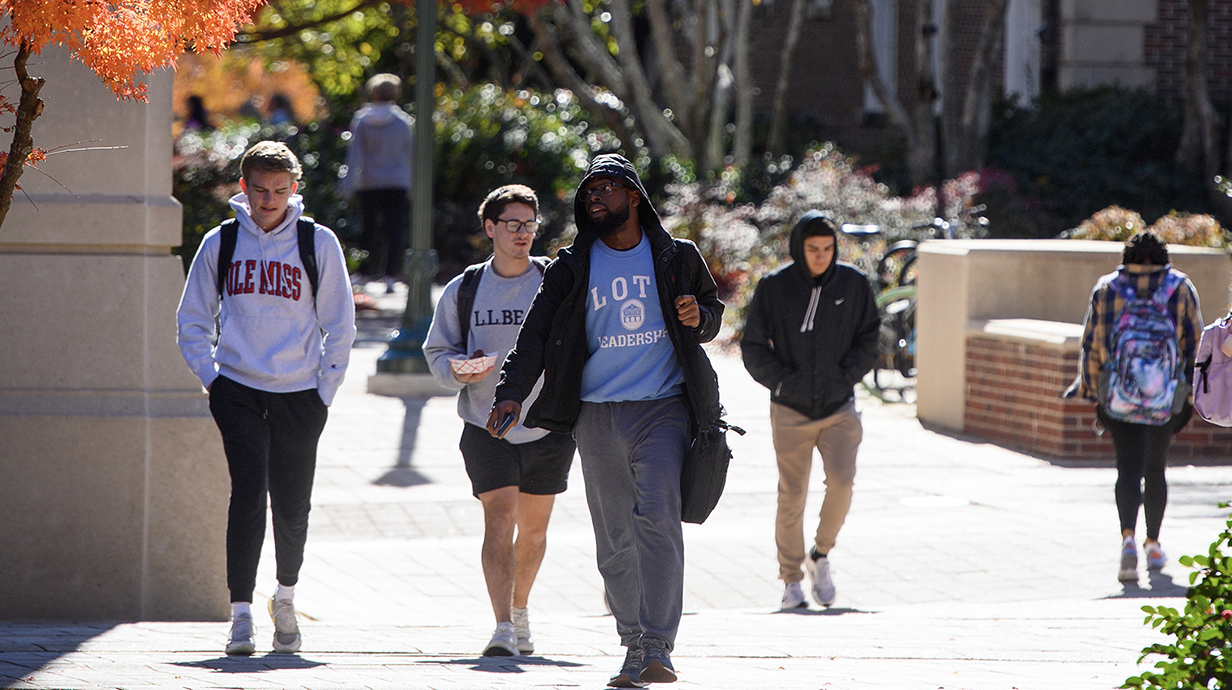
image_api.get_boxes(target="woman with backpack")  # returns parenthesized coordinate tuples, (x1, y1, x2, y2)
(1067, 231, 1203, 583)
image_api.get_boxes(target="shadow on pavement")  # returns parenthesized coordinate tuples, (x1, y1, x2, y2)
(1102, 571, 1189, 599)
(0, 623, 117, 684)
(425, 655, 588, 674)
(372, 398, 432, 487)
(170, 654, 327, 672)
(771, 606, 873, 616)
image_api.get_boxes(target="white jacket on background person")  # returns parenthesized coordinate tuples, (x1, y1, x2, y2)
(177, 193, 356, 405)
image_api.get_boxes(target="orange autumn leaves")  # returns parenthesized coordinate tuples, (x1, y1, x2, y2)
(1, 0, 266, 101)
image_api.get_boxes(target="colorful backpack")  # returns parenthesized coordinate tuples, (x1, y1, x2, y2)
(1194, 314, 1232, 427)
(1098, 272, 1187, 425)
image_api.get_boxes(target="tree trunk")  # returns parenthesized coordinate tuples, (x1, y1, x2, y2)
(731, 0, 755, 167)
(953, 0, 1009, 173)
(766, 0, 808, 155)
(910, 0, 941, 187)
(608, 0, 692, 158)
(1177, 0, 1217, 187)
(0, 42, 46, 231)
(854, 0, 919, 171)
(647, 0, 695, 129)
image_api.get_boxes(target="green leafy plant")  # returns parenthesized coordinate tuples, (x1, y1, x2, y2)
(1125, 506, 1232, 688)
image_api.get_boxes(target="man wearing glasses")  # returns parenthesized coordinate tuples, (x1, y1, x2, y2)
(489, 155, 725, 687)
(424, 185, 576, 657)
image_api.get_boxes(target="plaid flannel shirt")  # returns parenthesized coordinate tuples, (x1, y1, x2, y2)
(1072, 264, 1203, 402)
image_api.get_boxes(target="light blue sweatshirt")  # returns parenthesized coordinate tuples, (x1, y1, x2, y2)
(176, 194, 356, 405)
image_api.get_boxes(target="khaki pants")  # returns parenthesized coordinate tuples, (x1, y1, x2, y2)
(771, 401, 862, 583)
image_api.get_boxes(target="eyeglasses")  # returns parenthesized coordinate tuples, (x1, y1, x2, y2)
(495, 218, 541, 235)
(581, 181, 631, 197)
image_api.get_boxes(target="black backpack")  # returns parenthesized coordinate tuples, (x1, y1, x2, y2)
(456, 257, 550, 349)
(216, 217, 320, 302)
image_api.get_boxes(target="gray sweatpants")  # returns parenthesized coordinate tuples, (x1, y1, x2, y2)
(574, 396, 690, 649)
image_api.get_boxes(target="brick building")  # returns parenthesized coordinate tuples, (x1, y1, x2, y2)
(745, 0, 1232, 159)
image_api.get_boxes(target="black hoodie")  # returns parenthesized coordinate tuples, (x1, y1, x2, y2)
(494, 154, 726, 431)
(740, 211, 880, 420)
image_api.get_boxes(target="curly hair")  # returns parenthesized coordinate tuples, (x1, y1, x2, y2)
(1122, 230, 1170, 266)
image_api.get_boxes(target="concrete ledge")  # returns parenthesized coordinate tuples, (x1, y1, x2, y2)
(969, 319, 1084, 349)
(368, 373, 457, 398)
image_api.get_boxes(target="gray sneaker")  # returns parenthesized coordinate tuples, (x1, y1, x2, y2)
(638, 636, 677, 684)
(1119, 536, 1139, 582)
(781, 581, 808, 610)
(268, 598, 302, 654)
(608, 644, 646, 688)
(804, 550, 836, 607)
(511, 606, 534, 654)
(225, 613, 256, 655)
(483, 622, 518, 657)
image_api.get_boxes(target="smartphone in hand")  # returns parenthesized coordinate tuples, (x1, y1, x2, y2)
(495, 413, 517, 439)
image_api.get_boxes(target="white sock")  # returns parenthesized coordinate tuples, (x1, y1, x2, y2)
(274, 583, 295, 602)
(231, 602, 251, 619)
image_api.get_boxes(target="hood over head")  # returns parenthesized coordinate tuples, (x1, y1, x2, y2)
(789, 210, 840, 284)
(572, 154, 664, 238)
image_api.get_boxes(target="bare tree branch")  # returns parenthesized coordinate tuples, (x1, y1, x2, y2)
(234, 0, 386, 44)
(953, 0, 1009, 173)
(0, 42, 45, 229)
(767, 0, 807, 155)
(526, 8, 640, 147)
(731, 0, 754, 166)
(646, 0, 694, 126)
(609, 0, 691, 157)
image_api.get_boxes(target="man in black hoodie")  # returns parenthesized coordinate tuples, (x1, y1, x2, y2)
(740, 212, 879, 611)
(489, 154, 724, 687)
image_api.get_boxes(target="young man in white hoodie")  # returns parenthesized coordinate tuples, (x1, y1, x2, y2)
(177, 141, 356, 656)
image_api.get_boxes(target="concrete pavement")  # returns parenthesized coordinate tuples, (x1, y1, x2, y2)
(4, 284, 1232, 689)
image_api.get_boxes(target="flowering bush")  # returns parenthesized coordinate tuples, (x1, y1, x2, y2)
(1065, 205, 1226, 249)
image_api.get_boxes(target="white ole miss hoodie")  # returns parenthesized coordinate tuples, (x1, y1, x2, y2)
(176, 193, 356, 405)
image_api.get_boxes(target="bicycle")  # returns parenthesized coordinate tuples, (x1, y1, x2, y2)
(841, 206, 987, 402)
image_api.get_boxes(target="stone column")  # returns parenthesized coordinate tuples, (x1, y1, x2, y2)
(0, 46, 228, 620)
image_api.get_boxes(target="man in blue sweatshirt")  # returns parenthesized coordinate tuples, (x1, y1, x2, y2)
(177, 141, 356, 656)
(490, 155, 725, 687)
(424, 185, 575, 657)
(740, 212, 879, 611)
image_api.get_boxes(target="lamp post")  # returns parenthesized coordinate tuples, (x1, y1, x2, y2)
(377, 0, 437, 374)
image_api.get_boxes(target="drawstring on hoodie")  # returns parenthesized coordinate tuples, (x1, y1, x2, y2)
(801, 286, 821, 333)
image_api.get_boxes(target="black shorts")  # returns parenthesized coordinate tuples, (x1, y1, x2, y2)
(458, 423, 576, 497)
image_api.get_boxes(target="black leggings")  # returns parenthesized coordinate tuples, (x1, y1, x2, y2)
(1097, 405, 1190, 541)
(209, 376, 329, 603)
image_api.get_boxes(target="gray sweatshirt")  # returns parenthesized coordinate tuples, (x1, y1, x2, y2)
(424, 259, 548, 444)
(176, 194, 356, 405)
(340, 103, 415, 195)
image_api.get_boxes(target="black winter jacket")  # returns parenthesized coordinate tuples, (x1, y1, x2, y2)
(494, 154, 725, 433)
(740, 211, 880, 420)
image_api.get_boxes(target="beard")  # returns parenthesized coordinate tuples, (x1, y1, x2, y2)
(587, 204, 630, 237)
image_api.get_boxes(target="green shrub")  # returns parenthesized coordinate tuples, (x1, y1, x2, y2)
(173, 85, 634, 279)
(988, 87, 1208, 238)
(1126, 507, 1232, 689)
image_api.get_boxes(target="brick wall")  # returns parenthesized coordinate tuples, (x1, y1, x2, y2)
(964, 333, 1232, 461)
(1147, 0, 1232, 105)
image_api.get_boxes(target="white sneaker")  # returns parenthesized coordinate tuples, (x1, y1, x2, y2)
(483, 622, 518, 657)
(511, 606, 534, 654)
(1145, 541, 1166, 570)
(804, 550, 836, 607)
(1119, 536, 1139, 582)
(225, 613, 256, 655)
(780, 581, 807, 610)
(268, 598, 302, 654)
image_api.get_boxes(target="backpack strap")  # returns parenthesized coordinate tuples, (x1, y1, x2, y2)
(456, 263, 486, 351)
(1150, 270, 1184, 306)
(298, 217, 319, 302)
(216, 219, 239, 299)
(456, 257, 548, 349)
